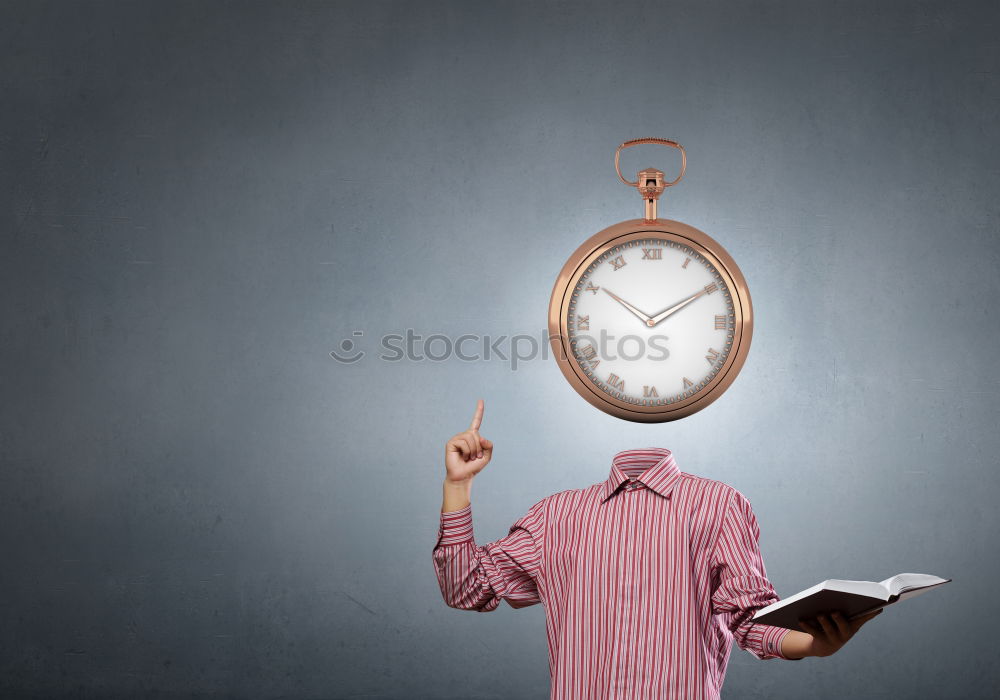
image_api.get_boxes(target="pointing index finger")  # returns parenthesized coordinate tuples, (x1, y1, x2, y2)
(469, 399, 484, 431)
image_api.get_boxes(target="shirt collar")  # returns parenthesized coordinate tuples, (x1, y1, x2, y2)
(600, 448, 682, 503)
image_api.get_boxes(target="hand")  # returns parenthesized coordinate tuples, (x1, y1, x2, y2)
(797, 609, 883, 657)
(602, 288, 654, 326)
(648, 287, 709, 326)
(444, 398, 494, 482)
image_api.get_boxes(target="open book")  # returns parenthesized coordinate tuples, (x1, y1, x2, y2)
(752, 573, 951, 631)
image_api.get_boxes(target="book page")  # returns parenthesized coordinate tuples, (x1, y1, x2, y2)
(880, 573, 950, 596)
(824, 579, 891, 600)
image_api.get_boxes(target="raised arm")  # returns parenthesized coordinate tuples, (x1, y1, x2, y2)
(432, 399, 546, 612)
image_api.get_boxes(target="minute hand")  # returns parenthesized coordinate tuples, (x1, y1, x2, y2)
(648, 288, 709, 327)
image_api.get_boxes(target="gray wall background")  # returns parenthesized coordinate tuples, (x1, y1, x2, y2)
(2, 1, 998, 698)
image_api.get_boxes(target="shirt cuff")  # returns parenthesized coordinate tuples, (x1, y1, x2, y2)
(437, 504, 474, 546)
(762, 625, 797, 660)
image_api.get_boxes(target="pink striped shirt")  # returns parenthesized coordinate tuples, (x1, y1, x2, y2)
(432, 448, 796, 699)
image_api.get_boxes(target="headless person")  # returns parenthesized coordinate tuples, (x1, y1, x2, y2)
(432, 400, 881, 699)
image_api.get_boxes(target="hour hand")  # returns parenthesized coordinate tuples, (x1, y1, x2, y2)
(603, 288, 653, 326)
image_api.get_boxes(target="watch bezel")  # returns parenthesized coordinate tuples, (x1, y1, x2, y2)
(547, 219, 753, 423)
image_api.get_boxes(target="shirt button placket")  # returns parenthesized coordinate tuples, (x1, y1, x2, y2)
(620, 481, 640, 696)
(632, 489, 642, 690)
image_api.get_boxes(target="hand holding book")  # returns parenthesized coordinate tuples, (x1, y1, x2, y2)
(768, 572, 949, 659)
(782, 608, 884, 659)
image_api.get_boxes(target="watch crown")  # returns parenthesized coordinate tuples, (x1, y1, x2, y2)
(637, 168, 666, 222)
(637, 168, 666, 197)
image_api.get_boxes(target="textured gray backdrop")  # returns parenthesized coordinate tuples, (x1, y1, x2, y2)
(2, 1, 998, 698)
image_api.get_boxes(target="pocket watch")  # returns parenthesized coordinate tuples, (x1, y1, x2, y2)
(547, 138, 752, 423)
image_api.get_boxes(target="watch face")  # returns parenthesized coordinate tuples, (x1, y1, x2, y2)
(567, 236, 735, 405)
(549, 221, 752, 422)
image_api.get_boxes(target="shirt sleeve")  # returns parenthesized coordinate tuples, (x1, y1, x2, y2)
(431, 498, 546, 612)
(710, 490, 797, 661)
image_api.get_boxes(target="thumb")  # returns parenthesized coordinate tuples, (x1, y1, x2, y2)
(480, 437, 493, 450)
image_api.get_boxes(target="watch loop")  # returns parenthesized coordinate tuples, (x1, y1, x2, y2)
(615, 138, 687, 222)
(614, 138, 687, 188)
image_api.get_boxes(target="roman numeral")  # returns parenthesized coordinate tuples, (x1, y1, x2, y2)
(705, 347, 720, 364)
(641, 248, 662, 260)
(610, 255, 627, 271)
(586, 281, 600, 295)
(643, 385, 658, 398)
(714, 315, 727, 330)
(681, 257, 691, 269)
(577, 344, 599, 370)
(682, 377, 693, 389)
(577, 314, 590, 331)
(704, 282, 718, 295)
(607, 373, 625, 391)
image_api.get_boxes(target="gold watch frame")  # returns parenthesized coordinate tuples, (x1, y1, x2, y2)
(547, 218, 753, 423)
